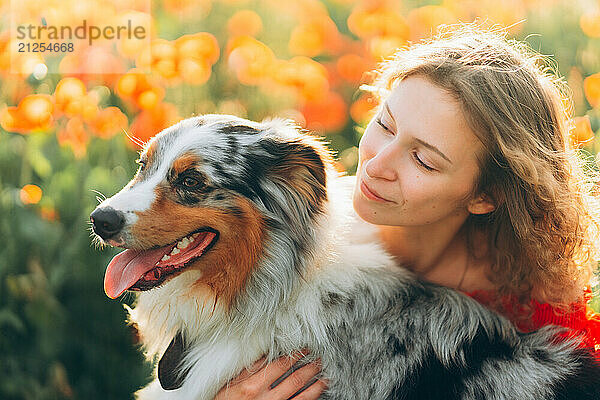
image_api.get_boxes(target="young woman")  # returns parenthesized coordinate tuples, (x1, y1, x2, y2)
(215, 26, 600, 400)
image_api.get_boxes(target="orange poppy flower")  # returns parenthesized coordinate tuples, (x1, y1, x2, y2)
(368, 35, 407, 59)
(301, 91, 347, 132)
(336, 53, 373, 84)
(176, 33, 220, 65)
(90, 107, 129, 140)
(39, 205, 59, 221)
(584, 73, 600, 108)
(57, 116, 89, 158)
(273, 57, 329, 101)
(19, 94, 54, 128)
(227, 36, 275, 85)
(116, 69, 165, 110)
(0, 94, 54, 133)
(350, 93, 378, 125)
(0, 107, 26, 133)
(178, 58, 212, 85)
(54, 78, 87, 114)
(20, 184, 42, 205)
(347, 5, 409, 39)
(570, 116, 595, 148)
(130, 102, 180, 145)
(227, 10, 263, 38)
(289, 16, 340, 57)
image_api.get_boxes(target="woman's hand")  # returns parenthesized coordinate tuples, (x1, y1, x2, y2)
(214, 352, 327, 400)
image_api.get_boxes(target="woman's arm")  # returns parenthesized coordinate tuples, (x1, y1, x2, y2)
(214, 353, 327, 400)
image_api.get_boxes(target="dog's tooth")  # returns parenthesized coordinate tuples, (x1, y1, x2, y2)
(161, 254, 171, 261)
(187, 235, 194, 242)
(171, 247, 180, 255)
(177, 237, 189, 249)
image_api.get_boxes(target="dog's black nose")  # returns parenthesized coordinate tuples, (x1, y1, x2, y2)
(90, 207, 126, 240)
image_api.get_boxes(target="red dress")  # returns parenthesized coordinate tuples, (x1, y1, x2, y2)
(465, 287, 600, 356)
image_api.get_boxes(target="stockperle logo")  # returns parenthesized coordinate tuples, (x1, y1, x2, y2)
(9, 0, 151, 75)
(16, 19, 147, 46)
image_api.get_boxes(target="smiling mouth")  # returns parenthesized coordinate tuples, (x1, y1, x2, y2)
(103, 228, 219, 298)
(360, 180, 392, 203)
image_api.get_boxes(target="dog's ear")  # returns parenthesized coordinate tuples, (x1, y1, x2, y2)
(254, 134, 333, 209)
(267, 135, 329, 190)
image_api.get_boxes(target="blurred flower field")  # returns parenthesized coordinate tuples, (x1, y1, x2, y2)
(1, 0, 600, 398)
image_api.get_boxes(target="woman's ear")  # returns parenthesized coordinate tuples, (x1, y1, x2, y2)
(467, 193, 496, 215)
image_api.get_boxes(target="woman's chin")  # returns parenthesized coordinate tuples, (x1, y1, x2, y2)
(352, 190, 383, 225)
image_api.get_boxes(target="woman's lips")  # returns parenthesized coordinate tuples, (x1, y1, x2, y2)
(360, 179, 393, 203)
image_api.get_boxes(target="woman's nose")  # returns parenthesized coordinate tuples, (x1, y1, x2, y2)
(364, 146, 397, 181)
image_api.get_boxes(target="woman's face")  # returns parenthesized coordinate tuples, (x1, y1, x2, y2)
(353, 75, 491, 227)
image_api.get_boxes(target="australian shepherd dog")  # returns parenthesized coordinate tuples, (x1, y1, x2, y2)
(91, 115, 600, 400)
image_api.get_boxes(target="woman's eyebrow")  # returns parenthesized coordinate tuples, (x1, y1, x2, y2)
(383, 102, 453, 165)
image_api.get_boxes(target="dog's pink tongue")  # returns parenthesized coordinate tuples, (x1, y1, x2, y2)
(104, 247, 169, 299)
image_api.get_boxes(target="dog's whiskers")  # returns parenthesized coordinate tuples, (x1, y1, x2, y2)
(122, 128, 146, 149)
(90, 189, 107, 204)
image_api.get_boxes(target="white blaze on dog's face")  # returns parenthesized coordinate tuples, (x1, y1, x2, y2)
(91, 115, 330, 309)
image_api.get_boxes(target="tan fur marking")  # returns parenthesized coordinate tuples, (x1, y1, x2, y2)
(172, 153, 200, 174)
(131, 190, 265, 310)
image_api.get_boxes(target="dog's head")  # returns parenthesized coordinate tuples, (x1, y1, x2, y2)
(90, 115, 333, 308)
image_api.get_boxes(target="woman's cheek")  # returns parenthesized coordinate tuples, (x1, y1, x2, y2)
(400, 172, 434, 206)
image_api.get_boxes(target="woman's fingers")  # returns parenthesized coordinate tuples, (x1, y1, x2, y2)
(269, 355, 308, 389)
(288, 377, 328, 400)
(268, 360, 323, 399)
(214, 352, 326, 400)
(228, 352, 303, 389)
(257, 350, 310, 390)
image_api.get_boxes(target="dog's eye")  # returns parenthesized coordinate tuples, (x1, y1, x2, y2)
(182, 177, 200, 188)
(136, 158, 147, 171)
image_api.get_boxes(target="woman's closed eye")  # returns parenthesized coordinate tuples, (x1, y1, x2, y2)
(411, 151, 436, 172)
(375, 117, 437, 172)
(376, 117, 392, 133)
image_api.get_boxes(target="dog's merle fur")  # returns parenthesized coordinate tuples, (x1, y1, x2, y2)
(92, 115, 600, 399)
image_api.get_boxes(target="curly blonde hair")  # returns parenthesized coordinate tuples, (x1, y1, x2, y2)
(365, 25, 600, 309)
